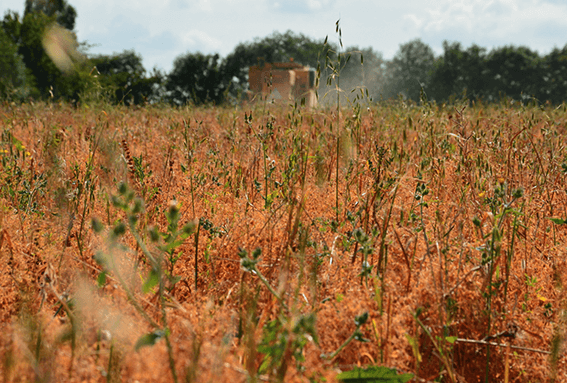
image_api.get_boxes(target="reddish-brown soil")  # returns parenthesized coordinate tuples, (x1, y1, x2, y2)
(0, 102, 566, 382)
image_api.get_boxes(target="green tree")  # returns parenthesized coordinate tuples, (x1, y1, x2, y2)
(2, 2, 97, 103)
(429, 41, 488, 102)
(385, 39, 435, 102)
(2, 10, 22, 46)
(540, 45, 567, 104)
(0, 25, 32, 100)
(91, 50, 163, 105)
(458, 44, 489, 101)
(484, 45, 541, 102)
(18, 10, 64, 98)
(167, 52, 224, 105)
(24, 0, 77, 30)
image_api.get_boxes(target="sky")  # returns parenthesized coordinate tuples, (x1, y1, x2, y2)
(2, 0, 567, 73)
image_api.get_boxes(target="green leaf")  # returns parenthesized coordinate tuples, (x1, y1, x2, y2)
(354, 312, 369, 326)
(336, 366, 413, 382)
(142, 268, 160, 294)
(118, 182, 128, 195)
(12, 136, 24, 151)
(237, 248, 248, 259)
(472, 216, 481, 227)
(168, 275, 181, 287)
(548, 217, 566, 225)
(97, 271, 107, 288)
(134, 329, 165, 351)
(252, 247, 262, 259)
(161, 238, 186, 254)
(445, 336, 457, 344)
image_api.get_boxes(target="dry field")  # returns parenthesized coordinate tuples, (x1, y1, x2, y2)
(0, 100, 566, 382)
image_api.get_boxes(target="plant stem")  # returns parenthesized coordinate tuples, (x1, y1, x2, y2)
(159, 258, 179, 383)
(252, 264, 288, 312)
(194, 222, 200, 292)
(322, 326, 360, 360)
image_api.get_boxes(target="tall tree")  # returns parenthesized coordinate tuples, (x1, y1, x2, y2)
(91, 50, 162, 105)
(0, 25, 31, 100)
(539, 45, 567, 104)
(167, 52, 224, 105)
(24, 0, 77, 30)
(385, 39, 435, 102)
(429, 41, 488, 102)
(18, 10, 60, 97)
(484, 45, 541, 102)
(13, 8, 90, 102)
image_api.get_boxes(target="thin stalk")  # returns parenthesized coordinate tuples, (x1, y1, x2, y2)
(504, 205, 521, 307)
(484, 228, 498, 383)
(262, 141, 268, 208)
(252, 264, 288, 312)
(335, 76, 340, 223)
(194, 222, 200, 292)
(415, 315, 456, 383)
(159, 257, 179, 383)
(76, 122, 104, 260)
(127, 219, 158, 266)
(322, 324, 362, 360)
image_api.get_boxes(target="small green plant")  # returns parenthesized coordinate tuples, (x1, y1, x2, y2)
(149, 201, 197, 289)
(477, 181, 523, 383)
(0, 129, 46, 219)
(257, 313, 318, 381)
(413, 308, 457, 383)
(351, 228, 374, 285)
(238, 247, 288, 311)
(92, 182, 197, 383)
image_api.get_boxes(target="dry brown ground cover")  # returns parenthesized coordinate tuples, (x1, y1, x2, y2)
(0, 100, 566, 382)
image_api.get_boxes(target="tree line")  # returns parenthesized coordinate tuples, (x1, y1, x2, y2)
(2, 0, 567, 106)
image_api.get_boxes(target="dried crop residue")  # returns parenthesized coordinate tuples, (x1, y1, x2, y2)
(0, 102, 566, 382)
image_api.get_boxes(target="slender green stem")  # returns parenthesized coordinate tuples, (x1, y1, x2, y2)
(194, 222, 200, 292)
(159, 257, 178, 383)
(252, 264, 288, 312)
(127, 219, 158, 266)
(415, 316, 456, 382)
(322, 326, 360, 360)
(335, 74, 340, 223)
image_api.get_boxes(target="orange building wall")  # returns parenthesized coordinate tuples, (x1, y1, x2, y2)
(248, 61, 317, 107)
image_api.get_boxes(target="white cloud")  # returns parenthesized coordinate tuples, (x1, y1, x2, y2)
(399, 0, 567, 56)
(306, 0, 334, 11)
(269, 0, 336, 13)
(197, 0, 213, 12)
(180, 30, 223, 52)
(403, 14, 424, 29)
